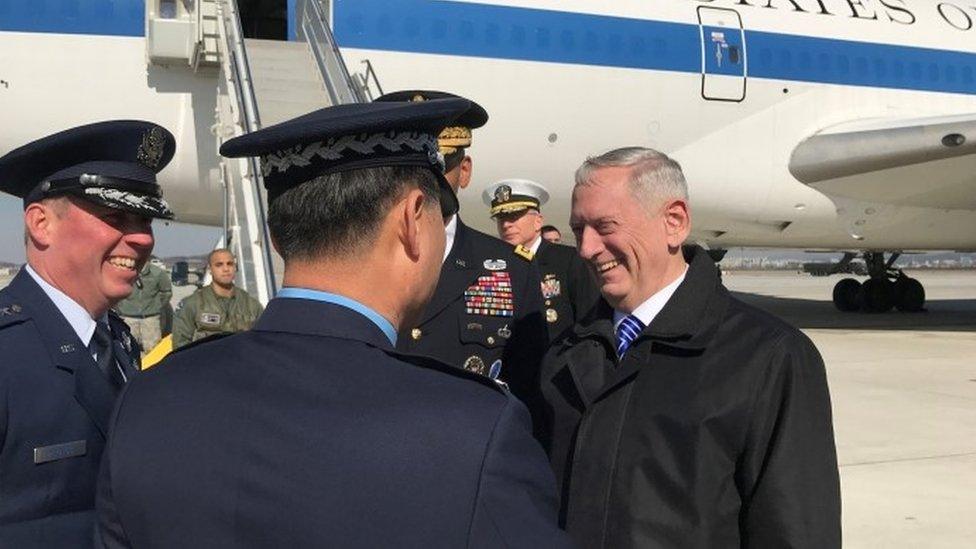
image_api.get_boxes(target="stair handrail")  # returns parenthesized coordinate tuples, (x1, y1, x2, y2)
(214, 0, 277, 302)
(296, 0, 365, 104)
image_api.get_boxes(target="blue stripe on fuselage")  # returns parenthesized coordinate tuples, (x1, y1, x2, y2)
(333, 0, 976, 96)
(0, 0, 144, 37)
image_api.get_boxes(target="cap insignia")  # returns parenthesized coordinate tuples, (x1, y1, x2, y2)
(411, 94, 426, 102)
(495, 185, 512, 203)
(137, 127, 166, 169)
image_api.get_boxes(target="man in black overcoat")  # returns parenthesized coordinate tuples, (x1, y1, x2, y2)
(543, 147, 841, 548)
(96, 99, 571, 547)
(483, 178, 600, 343)
(0, 121, 176, 547)
(375, 91, 549, 436)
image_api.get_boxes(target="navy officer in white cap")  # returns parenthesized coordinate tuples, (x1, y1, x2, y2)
(374, 90, 550, 442)
(95, 99, 571, 547)
(484, 178, 599, 342)
(0, 120, 175, 547)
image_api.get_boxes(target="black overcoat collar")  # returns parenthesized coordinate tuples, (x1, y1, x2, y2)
(557, 246, 728, 405)
(254, 297, 394, 351)
(6, 268, 117, 436)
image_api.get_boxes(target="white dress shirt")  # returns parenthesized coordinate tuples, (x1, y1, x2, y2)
(528, 235, 543, 255)
(25, 264, 106, 355)
(443, 214, 459, 263)
(613, 265, 689, 332)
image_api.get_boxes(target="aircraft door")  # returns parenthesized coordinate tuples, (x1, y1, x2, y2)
(697, 7, 746, 102)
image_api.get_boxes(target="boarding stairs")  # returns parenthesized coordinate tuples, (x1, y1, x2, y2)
(208, 0, 377, 304)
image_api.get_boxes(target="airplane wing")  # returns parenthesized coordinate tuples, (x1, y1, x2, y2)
(789, 114, 976, 210)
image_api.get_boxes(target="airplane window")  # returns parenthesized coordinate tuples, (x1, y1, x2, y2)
(927, 63, 939, 81)
(837, 55, 850, 75)
(893, 60, 904, 80)
(560, 29, 575, 50)
(510, 25, 526, 46)
(799, 51, 812, 70)
(760, 48, 773, 68)
(486, 23, 500, 45)
(962, 66, 974, 84)
(778, 49, 792, 69)
(945, 65, 957, 83)
(630, 36, 646, 55)
(818, 52, 831, 72)
(653, 38, 666, 57)
(910, 62, 922, 80)
(432, 19, 447, 40)
(873, 58, 886, 78)
(729, 46, 740, 65)
(855, 57, 868, 75)
(585, 31, 599, 51)
(536, 27, 550, 48)
(607, 34, 623, 54)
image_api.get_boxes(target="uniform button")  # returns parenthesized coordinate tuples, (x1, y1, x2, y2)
(411, 328, 422, 340)
(487, 336, 495, 345)
(545, 300, 552, 306)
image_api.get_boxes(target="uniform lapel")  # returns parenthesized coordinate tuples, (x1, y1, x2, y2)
(7, 270, 116, 436)
(420, 218, 481, 323)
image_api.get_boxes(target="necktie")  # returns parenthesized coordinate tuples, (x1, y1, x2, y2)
(92, 322, 123, 388)
(616, 314, 645, 358)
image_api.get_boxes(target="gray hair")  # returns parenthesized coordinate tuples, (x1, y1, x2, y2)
(574, 147, 688, 210)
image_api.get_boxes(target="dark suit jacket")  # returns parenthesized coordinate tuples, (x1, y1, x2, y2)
(0, 268, 139, 548)
(397, 218, 550, 436)
(542, 247, 841, 548)
(534, 240, 600, 343)
(97, 297, 571, 548)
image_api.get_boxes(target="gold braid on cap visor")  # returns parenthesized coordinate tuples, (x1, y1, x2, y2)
(489, 200, 540, 216)
(438, 126, 472, 155)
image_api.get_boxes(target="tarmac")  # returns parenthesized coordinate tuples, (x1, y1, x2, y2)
(725, 270, 976, 548)
(2, 269, 974, 547)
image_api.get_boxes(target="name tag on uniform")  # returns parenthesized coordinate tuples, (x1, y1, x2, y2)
(34, 440, 87, 464)
(199, 313, 221, 326)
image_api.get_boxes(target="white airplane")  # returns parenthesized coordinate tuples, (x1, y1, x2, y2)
(1, 0, 975, 313)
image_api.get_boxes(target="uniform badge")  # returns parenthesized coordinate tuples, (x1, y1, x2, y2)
(514, 245, 534, 261)
(494, 185, 512, 203)
(411, 328, 423, 340)
(541, 274, 562, 298)
(497, 325, 512, 339)
(199, 312, 221, 326)
(546, 308, 558, 323)
(463, 355, 488, 376)
(466, 323, 483, 331)
(488, 360, 503, 380)
(137, 127, 166, 168)
(483, 259, 507, 271)
(59, 343, 77, 354)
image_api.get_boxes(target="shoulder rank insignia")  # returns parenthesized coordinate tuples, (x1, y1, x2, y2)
(514, 244, 534, 261)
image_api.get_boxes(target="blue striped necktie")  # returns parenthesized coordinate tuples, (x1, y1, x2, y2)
(616, 314, 645, 358)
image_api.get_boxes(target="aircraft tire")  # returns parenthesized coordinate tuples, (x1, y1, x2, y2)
(832, 278, 861, 312)
(861, 278, 894, 313)
(895, 277, 925, 312)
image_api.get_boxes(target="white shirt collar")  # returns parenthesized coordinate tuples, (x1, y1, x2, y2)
(528, 235, 543, 255)
(613, 265, 689, 331)
(443, 214, 458, 263)
(25, 264, 103, 347)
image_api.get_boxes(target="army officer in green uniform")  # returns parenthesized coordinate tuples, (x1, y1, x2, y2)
(172, 248, 263, 349)
(484, 179, 600, 342)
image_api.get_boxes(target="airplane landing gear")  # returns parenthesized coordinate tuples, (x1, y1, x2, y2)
(830, 252, 925, 313)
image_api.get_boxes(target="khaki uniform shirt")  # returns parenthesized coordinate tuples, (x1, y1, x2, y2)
(172, 285, 263, 349)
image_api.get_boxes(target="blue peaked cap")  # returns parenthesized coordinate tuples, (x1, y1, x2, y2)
(0, 120, 176, 219)
(219, 99, 471, 216)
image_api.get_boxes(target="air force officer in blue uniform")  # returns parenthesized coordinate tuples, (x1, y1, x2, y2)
(0, 121, 176, 547)
(96, 99, 571, 547)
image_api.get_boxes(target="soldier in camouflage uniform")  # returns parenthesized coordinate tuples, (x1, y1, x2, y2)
(172, 249, 262, 349)
(115, 259, 172, 354)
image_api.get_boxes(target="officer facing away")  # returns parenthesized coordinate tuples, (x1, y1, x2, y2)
(95, 99, 570, 547)
(0, 120, 175, 547)
(171, 248, 262, 349)
(484, 178, 600, 342)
